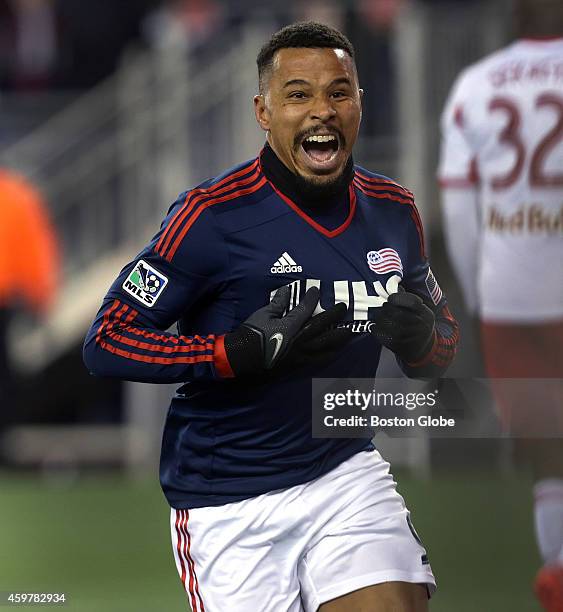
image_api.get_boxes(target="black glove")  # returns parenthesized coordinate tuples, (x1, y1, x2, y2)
(370, 291, 435, 363)
(224, 286, 352, 377)
(285, 302, 353, 370)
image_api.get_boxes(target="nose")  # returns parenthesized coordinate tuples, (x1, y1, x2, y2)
(309, 95, 337, 122)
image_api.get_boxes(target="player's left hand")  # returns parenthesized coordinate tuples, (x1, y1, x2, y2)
(370, 291, 435, 363)
(285, 303, 353, 368)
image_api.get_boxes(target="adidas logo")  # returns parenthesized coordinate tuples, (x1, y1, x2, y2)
(270, 252, 303, 274)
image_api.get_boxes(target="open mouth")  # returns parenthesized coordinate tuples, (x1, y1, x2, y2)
(301, 134, 340, 164)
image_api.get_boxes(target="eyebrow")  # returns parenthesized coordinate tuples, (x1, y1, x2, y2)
(282, 77, 353, 89)
(282, 79, 310, 88)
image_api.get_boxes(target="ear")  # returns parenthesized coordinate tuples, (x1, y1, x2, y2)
(358, 88, 364, 122)
(254, 94, 270, 132)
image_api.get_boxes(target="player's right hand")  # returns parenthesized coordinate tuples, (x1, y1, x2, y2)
(223, 286, 352, 377)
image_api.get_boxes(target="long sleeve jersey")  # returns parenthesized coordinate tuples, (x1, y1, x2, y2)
(84, 147, 459, 509)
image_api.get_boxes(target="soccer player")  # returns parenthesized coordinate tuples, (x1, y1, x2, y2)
(85, 22, 458, 611)
(438, 1, 563, 609)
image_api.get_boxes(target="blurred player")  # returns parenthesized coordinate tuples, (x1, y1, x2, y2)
(438, 1, 563, 609)
(0, 168, 59, 420)
(85, 22, 458, 611)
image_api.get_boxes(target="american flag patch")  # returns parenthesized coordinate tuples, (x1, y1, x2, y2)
(366, 248, 403, 276)
(425, 268, 443, 305)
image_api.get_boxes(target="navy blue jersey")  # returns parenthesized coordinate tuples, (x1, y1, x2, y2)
(84, 150, 459, 509)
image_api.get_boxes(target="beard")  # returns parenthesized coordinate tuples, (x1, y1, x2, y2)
(293, 158, 354, 207)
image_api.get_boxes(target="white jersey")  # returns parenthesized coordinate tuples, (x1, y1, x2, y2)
(439, 39, 563, 322)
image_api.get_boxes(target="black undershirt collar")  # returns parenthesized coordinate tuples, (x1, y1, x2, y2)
(260, 142, 354, 218)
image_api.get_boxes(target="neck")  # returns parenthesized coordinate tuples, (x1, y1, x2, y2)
(260, 142, 354, 211)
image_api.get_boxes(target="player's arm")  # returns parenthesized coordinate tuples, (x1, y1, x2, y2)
(371, 205, 459, 379)
(83, 194, 231, 383)
(438, 75, 480, 315)
(441, 188, 479, 314)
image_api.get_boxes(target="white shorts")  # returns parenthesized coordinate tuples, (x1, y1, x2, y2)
(170, 449, 435, 612)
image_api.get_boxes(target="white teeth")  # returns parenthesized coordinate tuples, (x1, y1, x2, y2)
(304, 135, 337, 143)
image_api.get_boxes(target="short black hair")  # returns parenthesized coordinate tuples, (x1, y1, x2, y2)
(257, 22, 356, 94)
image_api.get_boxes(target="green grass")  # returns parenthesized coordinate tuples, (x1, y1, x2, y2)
(397, 470, 541, 612)
(0, 470, 540, 611)
(0, 473, 185, 612)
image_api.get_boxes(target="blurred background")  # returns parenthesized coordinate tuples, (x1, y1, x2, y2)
(0, 0, 543, 610)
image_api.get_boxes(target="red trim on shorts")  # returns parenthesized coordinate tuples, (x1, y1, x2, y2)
(185, 510, 206, 612)
(174, 510, 189, 596)
(177, 510, 200, 612)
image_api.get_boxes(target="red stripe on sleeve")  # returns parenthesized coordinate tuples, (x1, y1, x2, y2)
(106, 330, 214, 354)
(156, 160, 260, 257)
(354, 173, 414, 199)
(123, 326, 209, 346)
(213, 334, 234, 378)
(95, 299, 121, 346)
(98, 341, 214, 365)
(406, 305, 459, 370)
(353, 180, 413, 205)
(405, 330, 439, 368)
(155, 191, 190, 253)
(96, 299, 216, 365)
(165, 177, 268, 261)
(408, 206, 426, 259)
(353, 179, 426, 258)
